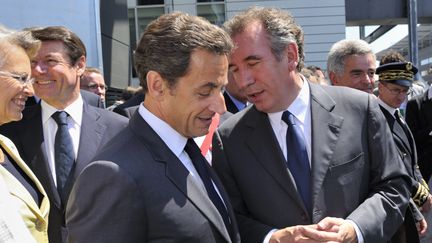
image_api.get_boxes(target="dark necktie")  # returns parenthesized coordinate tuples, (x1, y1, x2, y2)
(282, 111, 312, 212)
(394, 109, 414, 152)
(184, 139, 233, 238)
(52, 111, 75, 203)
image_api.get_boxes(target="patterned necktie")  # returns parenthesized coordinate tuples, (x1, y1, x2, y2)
(184, 139, 233, 238)
(52, 111, 75, 203)
(282, 111, 312, 212)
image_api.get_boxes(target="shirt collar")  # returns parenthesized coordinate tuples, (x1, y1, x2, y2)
(268, 77, 310, 125)
(428, 84, 432, 100)
(226, 91, 247, 111)
(138, 104, 187, 158)
(41, 94, 83, 126)
(377, 98, 397, 118)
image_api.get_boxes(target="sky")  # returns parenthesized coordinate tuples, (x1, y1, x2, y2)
(346, 25, 409, 53)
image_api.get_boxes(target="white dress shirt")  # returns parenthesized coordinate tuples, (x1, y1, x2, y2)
(137, 104, 206, 192)
(138, 104, 230, 212)
(263, 79, 363, 243)
(377, 98, 398, 119)
(41, 96, 83, 187)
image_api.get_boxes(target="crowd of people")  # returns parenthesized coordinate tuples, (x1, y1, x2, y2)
(1, 6, 432, 243)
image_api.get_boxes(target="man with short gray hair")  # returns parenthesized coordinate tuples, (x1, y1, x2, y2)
(327, 39, 376, 93)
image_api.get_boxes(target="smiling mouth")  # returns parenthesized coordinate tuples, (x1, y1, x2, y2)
(36, 80, 54, 85)
(12, 96, 27, 110)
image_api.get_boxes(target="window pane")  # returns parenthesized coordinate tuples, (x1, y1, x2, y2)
(129, 7, 164, 77)
(128, 9, 136, 49)
(138, 0, 164, 5)
(197, 3, 225, 26)
(197, 0, 223, 2)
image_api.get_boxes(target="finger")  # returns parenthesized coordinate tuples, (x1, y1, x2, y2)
(317, 217, 344, 231)
(301, 225, 340, 241)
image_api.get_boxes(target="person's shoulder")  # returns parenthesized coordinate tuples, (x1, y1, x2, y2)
(81, 89, 103, 108)
(218, 105, 261, 134)
(85, 104, 129, 125)
(315, 83, 369, 99)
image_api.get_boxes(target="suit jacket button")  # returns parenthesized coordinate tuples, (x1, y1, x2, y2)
(35, 219, 46, 231)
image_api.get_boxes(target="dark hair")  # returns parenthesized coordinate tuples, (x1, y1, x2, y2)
(379, 50, 406, 65)
(30, 26, 86, 65)
(134, 12, 233, 92)
(223, 6, 305, 72)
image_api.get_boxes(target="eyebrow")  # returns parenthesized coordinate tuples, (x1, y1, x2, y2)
(229, 55, 261, 68)
(245, 55, 261, 62)
(199, 82, 220, 89)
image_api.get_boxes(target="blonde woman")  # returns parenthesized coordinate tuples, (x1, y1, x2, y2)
(0, 26, 49, 243)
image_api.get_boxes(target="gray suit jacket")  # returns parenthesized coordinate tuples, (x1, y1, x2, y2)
(213, 82, 411, 243)
(66, 112, 241, 243)
(0, 102, 128, 243)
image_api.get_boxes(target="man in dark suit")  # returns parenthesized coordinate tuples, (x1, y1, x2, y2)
(212, 7, 411, 243)
(406, 85, 432, 182)
(376, 61, 431, 241)
(65, 12, 240, 243)
(223, 72, 248, 114)
(0, 26, 128, 243)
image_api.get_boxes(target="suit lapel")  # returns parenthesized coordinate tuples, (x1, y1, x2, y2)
(309, 84, 344, 212)
(20, 105, 62, 208)
(380, 106, 414, 159)
(244, 107, 307, 211)
(75, 104, 105, 175)
(0, 135, 50, 223)
(224, 92, 240, 114)
(129, 112, 232, 242)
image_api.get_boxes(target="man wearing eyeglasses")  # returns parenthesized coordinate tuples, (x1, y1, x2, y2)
(0, 26, 128, 243)
(377, 61, 431, 242)
(80, 67, 106, 108)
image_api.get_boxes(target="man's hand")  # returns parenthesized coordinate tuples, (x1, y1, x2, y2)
(417, 218, 428, 237)
(269, 225, 318, 243)
(303, 217, 358, 243)
(421, 194, 432, 212)
(268, 217, 358, 243)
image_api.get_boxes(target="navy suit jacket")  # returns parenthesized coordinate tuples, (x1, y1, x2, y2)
(0, 102, 128, 243)
(223, 92, 240, 114)
(66, 112, 240, 243)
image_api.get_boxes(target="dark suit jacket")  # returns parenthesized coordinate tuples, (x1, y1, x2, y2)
(0, 102, 128, 243)
(380, 106, 423, 243)
(223, 92, 240, 114)
(213, 83, 411, 243)
(406, 90, 432, 181)
(113, 92, 145, 117)
(66, 112, 240, 243)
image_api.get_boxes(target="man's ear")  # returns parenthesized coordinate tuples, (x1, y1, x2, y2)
(146, 70, 166, 100)
(75, 56, 86, 76)
(328, 71, 338, 85)
(286, 43, 299, 71)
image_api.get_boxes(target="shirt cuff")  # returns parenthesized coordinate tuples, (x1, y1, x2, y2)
(263, 229, 277, 243)
(347, 219, 364, 243)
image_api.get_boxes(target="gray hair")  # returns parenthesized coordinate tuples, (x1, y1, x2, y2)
(223, 6, 305, 72)
(0, 25, 41, 68)
(327, 39, 375, 75)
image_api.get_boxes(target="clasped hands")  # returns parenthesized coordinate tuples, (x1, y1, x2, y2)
(269, 217, 357, 243)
